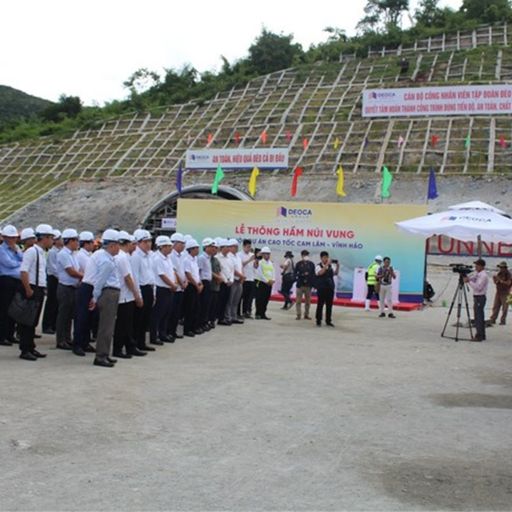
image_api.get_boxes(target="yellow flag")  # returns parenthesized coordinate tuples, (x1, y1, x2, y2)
(336, 165, 346, 197)
(333, 137, 340, 150)
(248, 167, 260, 197)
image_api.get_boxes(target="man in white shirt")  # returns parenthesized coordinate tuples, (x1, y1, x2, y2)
(254, 247, 275, 320)
(150, 236, 177, 344)
(238, 239, 255, 319)
(198, 238, 216, 331)
(19, 224, 54, 361)
(168, 232, 187, 339)
(216, 239, 235, 325)
(113, 232, 146, 358)
(227, 239, 245, 324)
(183, 239, 203, 337)
(75, 231, 95, 273)
(464, 258, 490, 342)
(42, 229, 63, 334)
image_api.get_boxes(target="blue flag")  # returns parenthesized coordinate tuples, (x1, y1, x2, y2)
(427, 167, 438, 200)
(176, 163, 183, 194)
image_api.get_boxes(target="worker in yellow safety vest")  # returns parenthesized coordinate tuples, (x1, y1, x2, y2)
(365, 255, 382, 311)
(254, 247, 275, 320)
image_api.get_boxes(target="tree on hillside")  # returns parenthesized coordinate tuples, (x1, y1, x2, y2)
(40, 95, 82, 122)
(123, 68, 160, 96)
(248, 29, 303, 75)
(460, 0, 512, 23)
(358, 0, 410, 32)
(415, 0, 445, 27)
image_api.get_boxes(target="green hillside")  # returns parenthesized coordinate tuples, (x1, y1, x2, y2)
(0, 85, 53, 123)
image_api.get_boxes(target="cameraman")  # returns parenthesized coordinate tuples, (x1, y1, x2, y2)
(463, 258, 489, 342)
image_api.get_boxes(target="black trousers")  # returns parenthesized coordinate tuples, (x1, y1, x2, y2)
(199, 280, 212, 327)
(56, 284, 77, 345)
(18, 285, 45, 354)
(474, 295, 486, 340)
(183, 285, 200, 333)
(0, 276, 19, 342)
(255, 281, 272, 317)
(280, 274, 295, 305)
(134, 284, 153, 349)
(168, 291, 184, 336)
(366, 284, 379, 300)
(114, 301, 136, 353)
(209, 290, 219, 323)
(241, 280, 255, 315)
(73, 282, 93, 350)
(217, 283, 230, 321)
(42, 274, 59, 331)
(151, 287, 173, 342)
(316, 287, 334, 325)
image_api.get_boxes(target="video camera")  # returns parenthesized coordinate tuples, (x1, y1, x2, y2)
(450, 263, 473, 276)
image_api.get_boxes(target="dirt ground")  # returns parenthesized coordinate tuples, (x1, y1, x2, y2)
(1, 300, 512, 511)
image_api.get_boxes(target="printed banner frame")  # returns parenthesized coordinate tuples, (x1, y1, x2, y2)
(185, 148, 289, 170)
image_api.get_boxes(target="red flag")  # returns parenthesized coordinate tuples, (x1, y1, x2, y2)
(291, 167, 303, 197)
(234, 131, 241, 145)
(431, 134, 439, 147)
(260, 130, 267, 144)
(285, 130, 292, 143)
(499, 135, 507, 148)
(302, 138, 309, 150)
(207, 133, 213, 145)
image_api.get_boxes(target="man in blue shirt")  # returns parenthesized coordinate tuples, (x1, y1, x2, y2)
(0, 225, 23, 346)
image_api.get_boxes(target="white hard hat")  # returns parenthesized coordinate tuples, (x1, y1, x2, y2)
(20, 228, 35, 241)
(79, 231, 94, 242)
(375, 254, 383, 261)
(117, 230, 132, 243)
(214, 237, 223, 247)
(170, 232, 186, 243)
(202, 237, 215, 247)
(186, 239, 199, 250)
(260, 247, 271, 254)
(1, 225, 18, 237)
(156, 235, 172, 247)
(62, 228, 79, 239)
(35, 224, 54, 236)
(184, 234, 193, 242)
(101, 229, 120, 243)
(134, 229, 152, 242)
(52, 229, 62, 239)
(228, 238, 239, 246)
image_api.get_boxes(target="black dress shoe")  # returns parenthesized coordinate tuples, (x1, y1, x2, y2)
(128, 348, 147, 356)
(113, 352, 132, 359)
(57, 342, 73, 351)
(326, 322, 335, 327)
(20, 352, 37, 361)
(194, 328, 204, 335)
(34, 334, 42, 339)
(43, 329, 55, 335)
(140, 345, 155, 351)
(150, 340, 164, 346)
(0, 340, 13, 346)
(73, 347, 86, 357)
(172, 333, 184, 339)
(184, 331, 196, 337)
(107, 356, 117, 364)
(261, 316, 271, 320)
(32, 350, 47, 358)
(93, 358, 114, 368)
(232, 320, 244, 324)
(84, 344, 96, 353)
(217, 320, 232, 326)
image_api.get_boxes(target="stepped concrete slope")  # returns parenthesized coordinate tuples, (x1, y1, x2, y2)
(1, 23, 512, 225)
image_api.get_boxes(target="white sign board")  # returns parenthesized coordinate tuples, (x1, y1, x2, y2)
(161, 218, 176, 229)
(363, 84, 512, 117)
(186, 148, 289, 170)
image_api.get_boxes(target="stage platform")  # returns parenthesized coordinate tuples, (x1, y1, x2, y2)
(270, 294, 422, 312)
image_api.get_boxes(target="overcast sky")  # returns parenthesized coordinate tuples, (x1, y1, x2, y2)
(1, 0, 461, 106)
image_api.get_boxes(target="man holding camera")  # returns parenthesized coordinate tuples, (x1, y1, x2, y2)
(463, 258, 489, 342)
(315, 251, 339, 327)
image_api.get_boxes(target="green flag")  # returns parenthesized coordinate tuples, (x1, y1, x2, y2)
(464, 134, 471, 149)
(211, 165, 224, 194)
(381, 166, 393, 199)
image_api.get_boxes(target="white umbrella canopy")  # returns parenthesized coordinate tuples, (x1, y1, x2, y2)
(396, 208, 512, 243)
(448, 200, 506, 214)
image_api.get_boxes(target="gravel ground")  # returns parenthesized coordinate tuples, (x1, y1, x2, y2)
(1, 300, 511, 511)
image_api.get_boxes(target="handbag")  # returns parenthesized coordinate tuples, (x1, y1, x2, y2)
(8, 249, 40, 327)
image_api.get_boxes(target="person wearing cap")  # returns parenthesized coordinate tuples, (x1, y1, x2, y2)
(42, 229, 63, 335)
(238, 239, 255, 319)
(254, 247, 275, 320)
(0, 225, 23, 346)
(463, 259, 489, 342)
(18, 224, 54, 361)
(168, 233, 188, 339)
(113, 232, 146, 358)
(279, 250, 295, 310)
(183, 239, 204, 337)
(314, 251, 339, 327)
(89, 229, 121, 367)
(365, 255, 382, 311)
(76, 231, 95, 273)
(130, 229, 156, 352)
(489, 261, 512, 326)
(377, 257, 396, 319)
(55, 229, 83, 350)
(216, 239, 235, 325)
(150, 236, 177, 344)
(294, 249, 315, 320)
(20, 228, 36, 251)
(198, 238, 216, 331)
(227, 239, 245, 325)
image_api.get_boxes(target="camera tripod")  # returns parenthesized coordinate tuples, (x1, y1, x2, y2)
(441, 273, 474, 342)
